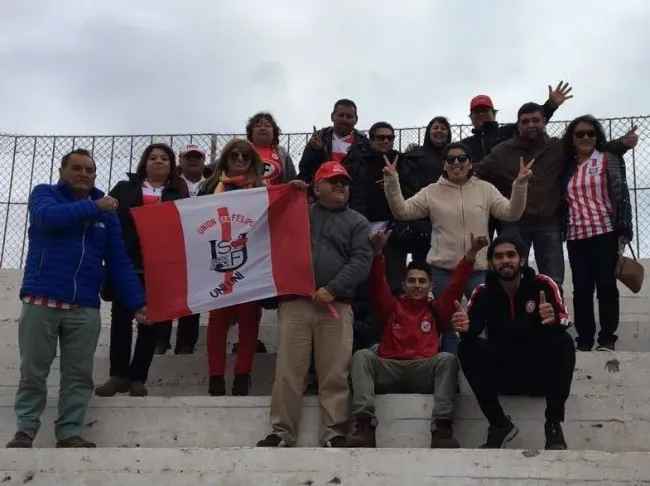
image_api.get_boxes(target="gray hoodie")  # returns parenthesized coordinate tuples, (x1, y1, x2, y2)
(309, 203, 373, 300)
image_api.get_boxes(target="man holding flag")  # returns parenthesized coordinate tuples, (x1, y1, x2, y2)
(258, 161, 373, 448)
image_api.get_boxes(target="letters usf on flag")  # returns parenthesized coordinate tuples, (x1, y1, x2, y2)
(131, 185, 315, 321)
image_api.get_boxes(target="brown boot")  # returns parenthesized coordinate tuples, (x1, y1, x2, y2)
(347, 415, 376, 448)
(94, 377, 129, 397)
(129, 381, 148, 397)
(431, 420, 460, 448)
(6, 431, 33, 448)
(56, 436, 96, 448)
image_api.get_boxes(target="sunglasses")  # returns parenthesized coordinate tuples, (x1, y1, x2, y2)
(229, 151, 252, 162)
(444, 154, 470, 163)
(374, 134, 395, 142)
(574, 130, 596, 139)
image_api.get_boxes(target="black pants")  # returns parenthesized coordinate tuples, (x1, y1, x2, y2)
(157, 314, 201, 352)
(458, 333, 576, 425)
(567, 232, 619, 348)
(384, 240, 408, 295)
(109, 299, 169, 383)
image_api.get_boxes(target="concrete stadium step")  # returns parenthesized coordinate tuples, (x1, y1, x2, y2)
(0, 392, 648, 451)
(1, 449, 649, 485)
(0, 349, 643, 399)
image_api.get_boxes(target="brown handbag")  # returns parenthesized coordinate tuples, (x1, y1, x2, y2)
(616, 243, 644, 294)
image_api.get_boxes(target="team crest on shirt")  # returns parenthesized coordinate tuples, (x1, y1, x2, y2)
(420, 320, 432, 333)
(525, 300, 536, 313)
(588, 167, 599, 175)
(271, 152, 279, 160)
(262, 160, 281, 181)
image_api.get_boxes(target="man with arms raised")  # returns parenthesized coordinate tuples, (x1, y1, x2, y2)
(347, 230, 488, 448)
(457, 236, 575, 450)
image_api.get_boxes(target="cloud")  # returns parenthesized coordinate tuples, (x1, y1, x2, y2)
(0, 0, 648, 136)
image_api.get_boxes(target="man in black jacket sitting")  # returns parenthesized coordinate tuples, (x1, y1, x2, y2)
(456, 236, 575, 451)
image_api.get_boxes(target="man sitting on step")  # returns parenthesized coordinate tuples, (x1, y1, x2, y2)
(347, 230, 488, 448)
(457, 235, 575, 450)
(7, 149, 148, 449)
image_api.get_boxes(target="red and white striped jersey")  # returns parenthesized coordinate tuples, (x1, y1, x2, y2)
(22, 294, 77, 310)
(566, 150, 613, 241)
(331, 133, 354, 163)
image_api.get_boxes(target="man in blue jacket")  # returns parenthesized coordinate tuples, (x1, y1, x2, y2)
(6, 149, 148, 449)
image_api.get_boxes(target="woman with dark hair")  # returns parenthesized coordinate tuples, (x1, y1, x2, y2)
(246, 112, 296, 185)
(398, 116, 453, 260)
(198, 138, 266, 397)
(560, 115, 633, 352)
(95, 143, 188, 397)
(384, 142, 532, 354)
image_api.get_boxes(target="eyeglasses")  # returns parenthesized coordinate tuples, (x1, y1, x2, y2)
(229, 151, 251, 162)
(374, 134, 395, 142)
(444, 154, 470, 163)
(574, 130, 596, 139)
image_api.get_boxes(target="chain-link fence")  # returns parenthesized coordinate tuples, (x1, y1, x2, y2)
(0, 116, 648, 268)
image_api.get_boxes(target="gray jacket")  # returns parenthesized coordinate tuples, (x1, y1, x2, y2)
(309, 203, 373, 300)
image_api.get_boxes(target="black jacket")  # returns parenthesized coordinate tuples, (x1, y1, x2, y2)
(461, 100, 557, 161)
(296, 127, 373, 183)
(463, 267, 570, 345)
(109, 173, 188, 271)
(347, 149, 403, 221)
(559, 151, 633, 241)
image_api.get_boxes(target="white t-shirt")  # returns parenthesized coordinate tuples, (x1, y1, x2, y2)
(182, 175, 205, 197)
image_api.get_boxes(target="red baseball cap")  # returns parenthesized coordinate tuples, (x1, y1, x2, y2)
(314, 161, 351, 183)
(470, 95, 495, 110)
(179, 144, 206, 157)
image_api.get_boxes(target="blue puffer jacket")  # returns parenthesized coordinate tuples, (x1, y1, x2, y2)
(20, 181, 146, 310)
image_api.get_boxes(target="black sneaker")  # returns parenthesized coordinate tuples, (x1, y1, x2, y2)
(479, 418, 519, 448)
(596, 343, 615, 352)
(576, 344, 593, 352)
(256, 433, 287, 447)
(324, 435, 347, 448)
(208, 375, 225, 396)
(545, 422, 567, 450)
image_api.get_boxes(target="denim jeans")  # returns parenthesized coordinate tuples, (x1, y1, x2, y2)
(430, 267, 487, 355)
(500, 220, 565, 290)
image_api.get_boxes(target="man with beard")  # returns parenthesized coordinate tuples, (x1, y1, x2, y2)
(473, 102, 637, 291)
(456, 236, 575, 450)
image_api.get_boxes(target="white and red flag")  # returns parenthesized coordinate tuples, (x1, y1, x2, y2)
(131, 185, 314, 321)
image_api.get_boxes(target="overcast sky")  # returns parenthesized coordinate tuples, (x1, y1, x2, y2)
(0, 0, 649, 136)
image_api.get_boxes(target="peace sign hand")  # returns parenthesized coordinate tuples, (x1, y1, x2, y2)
(383, 154, 399, 177)
(515, 157, 534, 183)
(308, 125, 323, 149)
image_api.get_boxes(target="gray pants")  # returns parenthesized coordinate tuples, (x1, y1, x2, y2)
(14, 303, 101, 441)
(350, 348, 459, 430)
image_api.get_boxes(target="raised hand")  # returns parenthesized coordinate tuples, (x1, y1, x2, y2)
(539, 291, 556, 325)
(548, 81, 573, 107)
(308, 125, 323, 149)
(451, 301, 469, 333)
(383, 154, 399, 177)
(516, 157, 535, 183)
(470, 232, 489, 253)
(369, 230, 393, 256)
(621, 125, 638, 149)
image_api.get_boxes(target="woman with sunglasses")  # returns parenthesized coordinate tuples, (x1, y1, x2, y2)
(383, 142, 532, 354)
(560, 115, 633, 352)
(198, 138, 266, 396)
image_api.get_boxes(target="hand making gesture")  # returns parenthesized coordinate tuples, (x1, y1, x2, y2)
(621, 125, 638, 149)
(515, 157, 535, 183)
(369, 229, 393, 257)
(383, 154, 399, 177)
(548, 81, 574, 108)
(539, 291, 556, 325)
(451, 301, 469, 333)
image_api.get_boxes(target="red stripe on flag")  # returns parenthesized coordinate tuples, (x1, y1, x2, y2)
(267, 185, 315, 296)
(131, 202, 190, 322)
(216, 206, 234, 295)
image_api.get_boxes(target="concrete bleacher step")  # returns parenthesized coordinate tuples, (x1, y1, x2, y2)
(1, 448, 649, 485)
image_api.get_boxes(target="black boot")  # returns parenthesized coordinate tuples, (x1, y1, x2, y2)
(544, 421, 567, 450)
(208, 375, 226, 396)
(232, 374, 251, 396)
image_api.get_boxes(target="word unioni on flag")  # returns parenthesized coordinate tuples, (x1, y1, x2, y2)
(131, 184, 315, 322)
